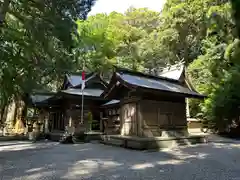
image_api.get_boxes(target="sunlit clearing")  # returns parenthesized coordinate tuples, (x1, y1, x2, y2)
(76, 148, 92, 152)
(131, 163, 154, 170)
(26, 167, 44, 173)
(63, 159, 122, 179)
(214, 143, 240, 149)
(157, 159, 183, 165)
(0, 144, 37, 151)
(22, 171, 53, 179)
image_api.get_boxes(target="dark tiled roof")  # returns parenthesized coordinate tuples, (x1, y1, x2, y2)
(61, 88, 103, 97)
(30, 94, 53, 104)
(116, 68, 205, 98)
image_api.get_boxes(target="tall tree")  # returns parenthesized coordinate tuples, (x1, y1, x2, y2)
(0, 0, 95, 124)
(76, 8, 163, 73)
(187, 0, 239, 129)
(0, 0, 95, 99)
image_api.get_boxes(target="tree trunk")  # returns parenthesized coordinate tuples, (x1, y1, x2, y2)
(13, 100, 18, 125)
(231, 0, 240, 38)
(13, 96, 26, 134)
(1, 102, 10, 124)
(0, 104, 6, 122)
(15, 98, 26, 124)
(0, 103, 7, 128)
(21, 93, 29, 126)
(0, 0, 11, 25)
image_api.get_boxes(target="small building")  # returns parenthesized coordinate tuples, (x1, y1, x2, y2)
(29, 72, 108, 140)
(26, 63, 206, 146)
(101, 66, 206, 149)
(27, 92, 56, 135)
(53, 73, 107, 135)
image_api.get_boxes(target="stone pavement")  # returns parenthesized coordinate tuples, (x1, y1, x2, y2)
(1, 139, 240, 180)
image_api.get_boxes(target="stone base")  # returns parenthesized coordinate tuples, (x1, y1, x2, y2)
(83, 131, 103, 142)
(161, 129, 189, 138)
(49, 131, 103, 142)
(100, 135, 207, 150)
(49, 132, 64, 141)
(0, 135, 28, 141)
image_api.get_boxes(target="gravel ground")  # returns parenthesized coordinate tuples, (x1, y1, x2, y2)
(1, 138, 240, 180)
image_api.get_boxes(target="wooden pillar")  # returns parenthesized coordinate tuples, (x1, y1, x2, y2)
(68, 110, 73, 127)
(44, 111, 49, 133)
(66, 108, 75, 134)
(120, 104, 124, 135)
(48, 111, 54, 132)
(100, 111, 103, 132)
(136, 102, 141, 136)
(186, 98, 190, 118)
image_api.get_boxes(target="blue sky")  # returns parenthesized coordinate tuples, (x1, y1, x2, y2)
(88, 0, 166, 15)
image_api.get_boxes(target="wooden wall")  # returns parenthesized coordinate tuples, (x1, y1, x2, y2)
(138, 100, 187, 137)
(99, 93, 190, 138)
(102, 116, 120, 135)
(117, 98, 188, 138)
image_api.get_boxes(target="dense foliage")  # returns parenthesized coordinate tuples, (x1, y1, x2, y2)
(0, 0, 96, 126)
(0, 0, 95, 107)
(75, 0, 240, 131)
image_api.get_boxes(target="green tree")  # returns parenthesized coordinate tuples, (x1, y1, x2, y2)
(71, 1, 240, 133)
(159, 0, 232, 65)
(0, 0, 95, 99)
(187, 0, 239, 130)
(0, 0, 95, 123)
(76, 13, 120, 75)
(124, 7, 161, 33)
(75, 8, 159, 73)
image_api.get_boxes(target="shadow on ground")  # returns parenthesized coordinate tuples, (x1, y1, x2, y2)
(1, 139, 240, 180)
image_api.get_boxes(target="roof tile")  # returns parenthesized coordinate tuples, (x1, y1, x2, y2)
(116, 69, 204, 98)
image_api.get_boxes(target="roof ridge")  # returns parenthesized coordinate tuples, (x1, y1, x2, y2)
(31, 92, 56, 96)
(67, 72, 94, 77)
(115, 67, 180, 84)
(62, 87, 103, 91)
(65, 72, 98, 88)
(160, 63, 184, 73)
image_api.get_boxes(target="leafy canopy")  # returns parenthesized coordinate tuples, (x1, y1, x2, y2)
(0, 0, 95, 105)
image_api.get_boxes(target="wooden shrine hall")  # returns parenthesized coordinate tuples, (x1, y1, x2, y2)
(29, 72, 108, 139)
(100, 64, 206, 149)
(28, 63, 206, 148)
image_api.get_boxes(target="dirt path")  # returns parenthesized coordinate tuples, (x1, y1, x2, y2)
(0, 140, 240, 180)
